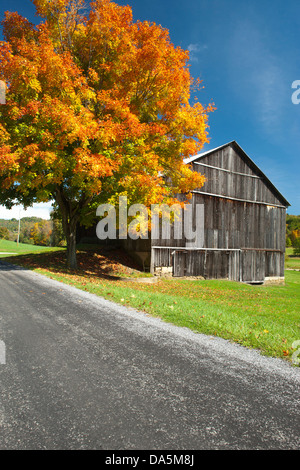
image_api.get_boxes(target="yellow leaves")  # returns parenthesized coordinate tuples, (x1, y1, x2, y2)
(0, 145, 19, 175)
(33, 0, 84, 20)
(20, 143, 39, 166)
(24, 100, 41, 117)
(91, 0, 133, 38)
(119, 171, 168, 208)
(88, 67, 99, 85)
(1, 11, 37, 45)
(168, 162, 206, 196)
(28, 77, 42, 93)
(0, 123, 9, 143)
(0, 0, 215, 213)
(69, 147, 120, 196)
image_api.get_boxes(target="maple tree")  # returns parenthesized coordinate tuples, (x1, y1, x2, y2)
(0, 0, 214, 269)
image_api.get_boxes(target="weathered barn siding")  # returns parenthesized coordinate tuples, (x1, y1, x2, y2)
(151, 141, 289, 283)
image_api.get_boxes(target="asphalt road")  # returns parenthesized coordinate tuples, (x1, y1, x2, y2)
(0, 261, 299, 450)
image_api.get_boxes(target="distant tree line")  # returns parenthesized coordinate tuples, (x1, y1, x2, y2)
(286, 214, 300, 255)
(0, 213, 66, 247)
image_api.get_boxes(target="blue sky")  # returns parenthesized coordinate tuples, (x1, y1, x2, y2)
(0, 0, 299, 219)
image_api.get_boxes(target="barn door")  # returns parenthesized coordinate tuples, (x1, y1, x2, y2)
(172, 251, 187, 277)
(203, 250, 230, 279)
(229, 251, 240, 281)
(241, 250, 265, 283)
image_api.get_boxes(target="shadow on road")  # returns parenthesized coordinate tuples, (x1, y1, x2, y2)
(0, 260, 27, 271)
(0, 247, 145, 281)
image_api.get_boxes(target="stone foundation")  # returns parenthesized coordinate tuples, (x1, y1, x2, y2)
(263, 276, 285, 285)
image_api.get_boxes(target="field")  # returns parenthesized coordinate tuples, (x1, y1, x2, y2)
(0, 239, 65, 256)
(285, 247, 300, 269)
(0, 241, 299, 364)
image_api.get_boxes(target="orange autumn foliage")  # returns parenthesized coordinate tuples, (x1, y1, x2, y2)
(0, 0, 214, 267)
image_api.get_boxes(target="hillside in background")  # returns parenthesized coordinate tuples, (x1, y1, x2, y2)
(0, 216, 65, 247)
(0, 217, 43, 232)
(286, 214, 300, 247)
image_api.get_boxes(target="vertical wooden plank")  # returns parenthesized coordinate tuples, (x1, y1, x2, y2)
(173, 251, 186, 277)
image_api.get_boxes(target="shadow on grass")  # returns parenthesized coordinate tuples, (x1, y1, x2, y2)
(1, 245, 146, 281)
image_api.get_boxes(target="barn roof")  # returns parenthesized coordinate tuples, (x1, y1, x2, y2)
(184, 140, 290, 207)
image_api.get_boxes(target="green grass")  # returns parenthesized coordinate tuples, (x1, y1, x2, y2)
(1, 242, 300, 364)
(0, 239, 66, 256)
(36, 266, 300, 364)
(285, 248, 300, 269)
(286, 258, 300, 269)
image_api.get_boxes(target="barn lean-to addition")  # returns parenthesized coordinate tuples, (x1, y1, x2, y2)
(149, 141, 290, 284)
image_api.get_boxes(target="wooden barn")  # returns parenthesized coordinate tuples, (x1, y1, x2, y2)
(149, 141, 290, 284)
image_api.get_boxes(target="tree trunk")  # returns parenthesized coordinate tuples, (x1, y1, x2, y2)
(55, 188, 79, 270)
(65, 217, 78, 270)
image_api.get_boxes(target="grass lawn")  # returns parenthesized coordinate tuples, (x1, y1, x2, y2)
(1, 243, 300, 365)
(285, 247, 300, 270)
(0, 239, 66, 256)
